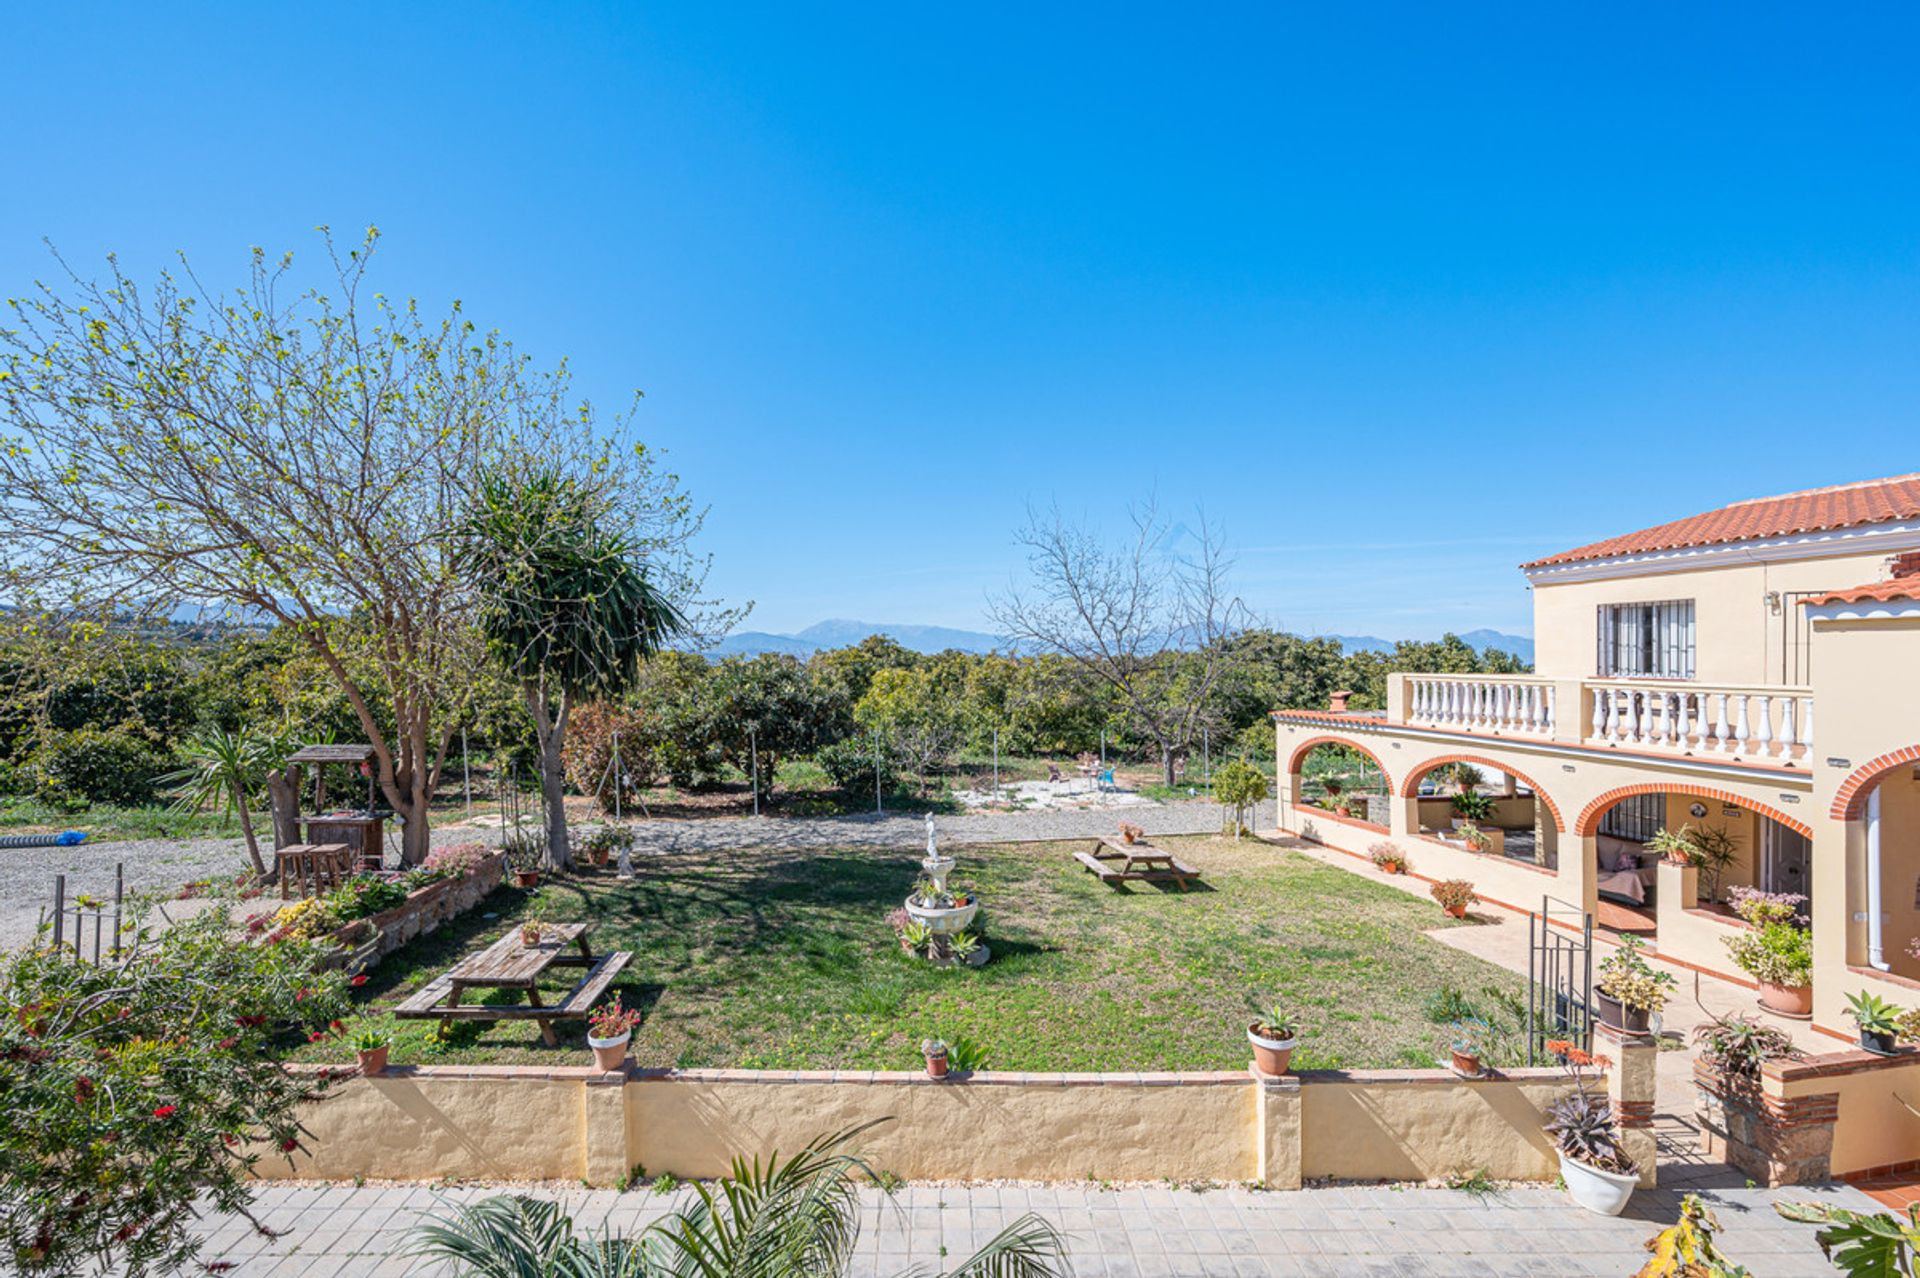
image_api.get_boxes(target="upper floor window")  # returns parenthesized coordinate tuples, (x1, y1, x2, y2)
(1597, 600, 1695, 679)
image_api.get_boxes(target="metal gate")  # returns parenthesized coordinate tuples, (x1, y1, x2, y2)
(1526, 895, 1593, 1065)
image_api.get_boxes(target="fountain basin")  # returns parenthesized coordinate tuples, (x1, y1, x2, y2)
(905, 899, 979, 934)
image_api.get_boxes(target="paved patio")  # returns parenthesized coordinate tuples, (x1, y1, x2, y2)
(187, 1175, 1873, 1276)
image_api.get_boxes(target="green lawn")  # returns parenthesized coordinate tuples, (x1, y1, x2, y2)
(307, 836, 1528, 1073)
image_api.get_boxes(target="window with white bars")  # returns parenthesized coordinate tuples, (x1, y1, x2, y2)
(1596, 600, 1695, 679)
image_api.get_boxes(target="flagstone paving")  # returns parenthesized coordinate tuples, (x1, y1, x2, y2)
(186, 1173, 1873, 1277)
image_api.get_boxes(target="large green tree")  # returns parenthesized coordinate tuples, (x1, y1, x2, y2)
(455, 467, 686, 870)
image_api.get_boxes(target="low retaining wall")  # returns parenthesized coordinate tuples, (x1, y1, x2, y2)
(330, 852, 506, 969)
(270, 1062, 1579, 1187)
(1288, 811, 1569, 919)
(1697, 1044, 1920, 1184)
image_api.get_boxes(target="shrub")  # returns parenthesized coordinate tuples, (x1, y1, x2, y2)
(815, 736, 895, 796)
(1596, 934, 1677, 1013)
(1430, 879, 1477, 912)
(422, 842, 490, 876)
(0, 905, 350, 1276)
(560, 701, 659, 813)
(1212, 759, 1268, 836)
(1368, 842, 1408, 873)
(1725, 919, 1813, 989)
(34, 726, 174, 808)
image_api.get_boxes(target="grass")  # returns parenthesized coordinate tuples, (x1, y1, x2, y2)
(302, 835, 1528, 1073)
(0, 794, 237, 839)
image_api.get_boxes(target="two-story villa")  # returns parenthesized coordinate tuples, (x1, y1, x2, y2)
(1273, 472, 1920, 1041)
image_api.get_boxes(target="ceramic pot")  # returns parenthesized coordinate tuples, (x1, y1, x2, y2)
(1557, 1150, 1638, 1216)
(1444, 903, 1468, 919)
(1861, 1028, 1898, 1056)
(1595, 990, 1650, 1034)
(588, 1030, 631, 1071)
(1247, 1024, 1296, 1077)
(355, 1045, 389, 1076)
(925, 1053, 949, 1080)
(1449, 1048, 1482, 1078)
(514, 871, 541, 888)
(1758, 981, 1813, 1018)
(520, 926, 543, 947)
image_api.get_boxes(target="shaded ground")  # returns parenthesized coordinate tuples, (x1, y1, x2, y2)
(291, 832, 1523, 1072)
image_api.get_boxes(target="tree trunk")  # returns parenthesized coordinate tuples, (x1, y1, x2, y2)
(526, 684, 572, 873)
(231, 783, 270, 880)
(1162, 745, 1177, 786)
(265, 766, 302, 852)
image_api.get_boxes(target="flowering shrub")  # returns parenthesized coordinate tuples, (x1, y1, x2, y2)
(1724, 886, 1813, 989)
(1368, 842, 1408, 872)
(422, 842, 489, 877)
(1429, 879, 1477, 911)
(1597, 935, 1676, 1013)
(1727, 886, 1808, 928)
(1, 904, 349, 1276)
(269, 896, 339, 941)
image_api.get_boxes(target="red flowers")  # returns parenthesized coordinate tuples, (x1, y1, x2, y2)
(280, 1137, 299, 1152)
(350, 975, 369, 987)
(308, 1031, 327, 1042)
(152, 1105, 177, 1119)
(215, 1037, 238, 1050)
(74, 1077, 94, 1102)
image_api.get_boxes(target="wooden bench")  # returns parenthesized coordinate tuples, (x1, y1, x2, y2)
(276, 843, 355, 899)
(1076, 838, 1201, 891)
(394, 924, 632, 1046)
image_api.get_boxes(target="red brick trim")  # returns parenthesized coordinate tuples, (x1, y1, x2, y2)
(1283, 733, 1394, 793)
(1397, 753, 1567, 832)
(1573, 783, 1814, 839)
(1764, 1044, 1920, 1084)
(1832, 745, 1920, 820)
(1845, 1158, 1920, 1183)
(1298, 807, 1390, 835)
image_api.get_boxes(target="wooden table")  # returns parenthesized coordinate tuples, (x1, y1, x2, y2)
(393, 923, 631, 1046)
(1074, 837, 1201, 891)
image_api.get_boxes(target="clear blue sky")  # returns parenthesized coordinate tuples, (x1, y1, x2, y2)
(6, 5, 1916, 640)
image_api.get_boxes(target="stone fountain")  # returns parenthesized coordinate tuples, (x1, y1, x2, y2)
(904, 814, 988, 965)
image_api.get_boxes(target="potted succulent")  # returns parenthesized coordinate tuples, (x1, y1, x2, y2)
(1430, 879, 1477, 919)
(1723, 888, 1812, 1017)
(1594, 935, 1675, 1034)
(1449, 1017, 1490, 1079)
(922, 1037, 950, 1079)
(587, 994, 642, 1071)
(353, 1028, 391, 1076)
(1368, 842, 1409, 875)
(1117, 821, 1145, 845)
(1543, 1039, 1637, 1216)
(950, 930, 986, 968)
(1845, 991, 1904, 1056)
(505, 835, 544, 888)
(1247, 997, 1298, 1077)
(519, 891, 558, 948)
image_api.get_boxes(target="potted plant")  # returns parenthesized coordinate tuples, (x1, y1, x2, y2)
(1368, 842, 1408, 875)
(353, 1028, 391, 1076)
(921, 1037, 949, 1079)
(1457, 821, 1494, 854)
(1543, 1039, 1637, 1216)
(1845, 991, 1905, 1056)
(1450, 789, 1495, 825)
(587, 994, 642, 1071)
(1690, 1014, 1801, 1185)
(1117, 821, 1145, 846)
(505, 834, 544, 888)
(1723, 888, 1812, 1017)
(1449, 1017, 1490, 1078)
(1594, 935, 1676, 1034)
(1646, 826, 1698, 868)
(1430, 879, 1477, 919)
(1247, 997, 1298, 1076)
(519, 891, 557, 947)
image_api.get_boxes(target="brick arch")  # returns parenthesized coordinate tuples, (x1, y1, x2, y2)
(1573, 783, 1814, 840)
(1832, 746, 1920, 821)
(1395, 753, 1566, 833)
(1283, 734, 1393, 793)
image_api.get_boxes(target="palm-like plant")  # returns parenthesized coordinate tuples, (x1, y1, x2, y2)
(407, 1127, 1070, 1278)
(157, 726, 274, 878)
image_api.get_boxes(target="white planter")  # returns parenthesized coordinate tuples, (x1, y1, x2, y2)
(1557, 1150, 1637, 1216)
(905, 899, 979, 934)
(587, 1030, 632, 1051)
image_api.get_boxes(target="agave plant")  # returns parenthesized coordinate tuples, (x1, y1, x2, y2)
(1544, 1090, 1631, 1175)
(406, 1124, 1068, 1278)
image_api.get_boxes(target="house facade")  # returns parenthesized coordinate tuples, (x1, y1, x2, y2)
(1273, 472, 1920, 1042)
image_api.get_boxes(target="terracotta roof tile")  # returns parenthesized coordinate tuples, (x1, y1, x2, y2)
(1522, 473, 1920, 569)
(1802, 576, 1920, 607)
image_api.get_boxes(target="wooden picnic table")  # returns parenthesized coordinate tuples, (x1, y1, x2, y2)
(1074, 837, 1202, 891)
(393, 923, 632, 1046)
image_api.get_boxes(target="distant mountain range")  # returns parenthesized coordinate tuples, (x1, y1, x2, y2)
(709, 619, 1533, 663)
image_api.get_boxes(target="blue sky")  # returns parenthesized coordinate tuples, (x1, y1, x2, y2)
(5, 5, 1917, 640)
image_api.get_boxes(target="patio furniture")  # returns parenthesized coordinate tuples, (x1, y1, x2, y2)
(276, 842, 356, 899)
(393, 923, 632, 1046)
(1074, 837, 1201, 891)
(285, 743, 388, 872)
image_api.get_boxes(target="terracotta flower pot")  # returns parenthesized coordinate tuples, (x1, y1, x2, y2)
(1247, 1024, 1296, 1077)
(514, 871, 541, 888)
(520, 925, 543, 947)
(1335, 806, 1353, 818)
(1449, 1048, 1482, 1078)
(588, 1030, 631, 1072)
(356, 1046, 389, 1076)
(1443, 903, 1468, 919)
(1595, 990, 1650, 1034)
(925, 1053, 949, 1080)
(1758, 981, 1813, 1018)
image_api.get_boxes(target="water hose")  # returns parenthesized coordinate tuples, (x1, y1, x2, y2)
(0, 831, 89, 849)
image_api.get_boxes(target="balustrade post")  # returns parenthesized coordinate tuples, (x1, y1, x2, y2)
(1754, 696, 1775, 760)
(1776, 697, 1795, 759)
(1799, 698, 1815, 754)
(1732, 695, 1751, 757)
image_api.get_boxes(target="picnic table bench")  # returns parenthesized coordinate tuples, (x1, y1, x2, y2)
(1074, 837, 1201, 891)
(393, 923, 632, 1046)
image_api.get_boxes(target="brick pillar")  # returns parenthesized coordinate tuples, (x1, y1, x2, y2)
(1596, 1023, 1658, 1186)
(581, 1070, 630, 1185)
(1695, 1059, 1839, 1186)
(1254, 1070, 1302, 1189)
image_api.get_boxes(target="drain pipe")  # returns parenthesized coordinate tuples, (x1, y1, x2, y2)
(1868, 785, 1890, 971)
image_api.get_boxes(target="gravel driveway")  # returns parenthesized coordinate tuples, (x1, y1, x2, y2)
(0, 799, 1272, 951)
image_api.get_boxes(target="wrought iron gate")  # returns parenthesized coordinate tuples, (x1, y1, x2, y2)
(1526, 895, 1593, 1065)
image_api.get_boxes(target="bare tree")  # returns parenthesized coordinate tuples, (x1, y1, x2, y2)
(0, 229, 732, 864)
(988, 502, 1250, 784)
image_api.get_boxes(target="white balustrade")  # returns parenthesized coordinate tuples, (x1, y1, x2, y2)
(1579, 680, 1813, 765)
(1402, 675, 1556, 738)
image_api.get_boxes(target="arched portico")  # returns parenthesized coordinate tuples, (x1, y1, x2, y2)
(1279, 734, 1393, 834)
(1827, 747, 1920, 982)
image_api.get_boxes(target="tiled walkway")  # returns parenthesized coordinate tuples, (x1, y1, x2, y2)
(191, 1175, 1874, 1276)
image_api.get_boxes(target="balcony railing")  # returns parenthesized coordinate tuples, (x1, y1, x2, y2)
(1391, 673, 1815, 766)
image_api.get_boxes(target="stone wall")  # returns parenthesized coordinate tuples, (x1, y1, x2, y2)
(1696, 1044, 1920, 1184)
(331, 852, 505, 970)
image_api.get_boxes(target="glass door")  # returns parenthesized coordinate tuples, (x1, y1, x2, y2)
(1760, 820, 1812, 904)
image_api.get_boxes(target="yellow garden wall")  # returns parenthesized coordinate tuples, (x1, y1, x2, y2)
(264, 1063, 1579, 1188)
(1770, 1050, 1920, 1178)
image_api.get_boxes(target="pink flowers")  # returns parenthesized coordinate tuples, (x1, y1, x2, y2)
(152, 1105, 177, 1119)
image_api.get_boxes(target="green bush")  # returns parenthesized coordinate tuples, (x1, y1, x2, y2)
(34, 726, 174, 808)
(814, 737, 894, 796)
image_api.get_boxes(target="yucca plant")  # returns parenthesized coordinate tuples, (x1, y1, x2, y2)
(156, 726, 277, 879)
(406, 1125, 1069, 1278)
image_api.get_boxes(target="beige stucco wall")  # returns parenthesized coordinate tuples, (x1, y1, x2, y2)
(1298, 1075, 1569, 1181)
(1530, 546, 1901, 686)
(1775, 1055, 1920, 1177)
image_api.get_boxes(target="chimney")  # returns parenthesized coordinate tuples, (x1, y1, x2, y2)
(1328, 689, 1353, 713)
(1891, 550, 1920, 579)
